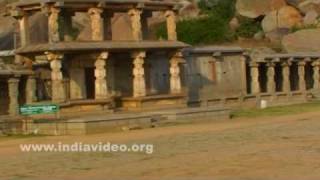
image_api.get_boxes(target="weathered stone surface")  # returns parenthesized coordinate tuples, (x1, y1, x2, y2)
(298, 0, 320, 14)
(303, 10, 319, 25)
(265, 28, 290, 42)
(229, 17, 240, 31)
(236, 0, 287, 18)
(179, 0, 200, 19)
(286, 0, 307, 7)
(282, 28, 320, 52)
(262, 6, 302, 33)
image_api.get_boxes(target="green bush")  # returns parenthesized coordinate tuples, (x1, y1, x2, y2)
(235, 18, 262, 38)
(156, 0, 236, 45)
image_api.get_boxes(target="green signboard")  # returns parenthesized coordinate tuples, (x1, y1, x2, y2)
(20, 104, 59, 116)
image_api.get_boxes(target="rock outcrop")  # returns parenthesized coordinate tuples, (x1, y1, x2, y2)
(236, 0, 287, 18)
(282, 28, 320, 52)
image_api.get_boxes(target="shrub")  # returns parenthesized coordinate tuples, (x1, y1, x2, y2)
(235, 18, 262, 38)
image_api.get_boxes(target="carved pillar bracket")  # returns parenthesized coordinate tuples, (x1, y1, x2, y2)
(132, 51, 147, 97)
(88, 7, 104, 41)
(8, 78, 20, 116)
(46, 52, 66, 103)
(165, 10, 177, 41)
(95, 52, 109, 100)
(298, 61, 306, 92)
(281, 61, 291, 93)
(170, 51, 184, 94)
(267, 62, 276, 94)
(48, 7, 61, 43)
(128, 8, 143, 41)
(249, 62, 260, 94)
(312, 60, 320, 90)
(26, 75, 37, 104)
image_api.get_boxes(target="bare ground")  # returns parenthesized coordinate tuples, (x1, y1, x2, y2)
(1, 111, 320, 180)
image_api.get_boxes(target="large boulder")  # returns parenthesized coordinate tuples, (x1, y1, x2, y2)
(236, 0, 287, 18)
(282, 28, 320, 52)
(298, 0, 320, 14)
(262, 6, 303, 33)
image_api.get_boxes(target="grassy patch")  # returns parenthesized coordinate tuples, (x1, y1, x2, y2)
(231, 101, 320, 119)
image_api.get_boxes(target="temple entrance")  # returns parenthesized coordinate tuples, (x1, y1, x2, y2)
(0, 78, 9, 115)
(290, 62, 299, 91)
(85, 68, 95, 99)
(258, 63, 267, 93)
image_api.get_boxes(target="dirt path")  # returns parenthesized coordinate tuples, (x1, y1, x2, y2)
(1, 111, 320, 180)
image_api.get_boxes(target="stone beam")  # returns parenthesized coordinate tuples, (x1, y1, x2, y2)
(165, 10, 177, 41)
(95, 52, 109, 100)
(132, 51, 146, 97)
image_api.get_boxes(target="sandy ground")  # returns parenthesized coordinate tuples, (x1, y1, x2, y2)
(1, 111, 320, 180)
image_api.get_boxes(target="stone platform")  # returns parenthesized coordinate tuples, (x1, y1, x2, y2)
(119, 94, 187, 111)
(20, 106, 230, 135)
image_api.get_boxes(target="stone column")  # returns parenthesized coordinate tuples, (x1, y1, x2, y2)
(132, 51, 147, 97)
(18, 14, 30, 46)
(165, 10, 177, 41)
(95, 52, 109, 100)
(128, 8, 143, 41)
(312, 60, 320, 90)
(250, 62, 260, 94)
(26, 75, 37, 104)
(88, 8, 104, 41)
(8, 78, 20, 116)
(48, 7, 61, 43)
(47, 52, 66, 103)
(267, 62, 276, 94)
(298, 61, 306, 92)
(170, 52, 183, 94)
(282, 62, 291, 93)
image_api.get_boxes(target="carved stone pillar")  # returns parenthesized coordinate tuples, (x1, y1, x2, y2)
(95, 52, 109, 100)
(47, 52, 66, 103)
(8, 78, 20, 116)
(48, 7, 61, 43)
(267, 62, 276, 94)
(312, 60, 320, 89)
(170, 52, 183, 94)
(165, 10, 177, 41)
(282, 62, 291, 93)
(250, 62, 260, 94)
(128, 8, 143, 41)
(88, 8, 104, 41)
(132, 51, 146, 97)
(18, 14, 30, 46)
(298, 61, 306, 92)
(26, 75, 37, 104)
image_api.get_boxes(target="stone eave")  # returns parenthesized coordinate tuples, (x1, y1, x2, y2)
(9, 0, 180, 13)
(15, 41, 190, 55)
(0, 70, 33, 76)
(183, 46, 246, 56)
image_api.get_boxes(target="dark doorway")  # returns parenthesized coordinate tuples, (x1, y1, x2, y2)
(85, 68, 95, 99)
(259, 63, 267, 93)
(305, 62, 314, 90)
(275, 63, 283, 92)
(0, 78, 9, 115)
(290, 62, 299, 91)
(246, 63, 251, 94)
